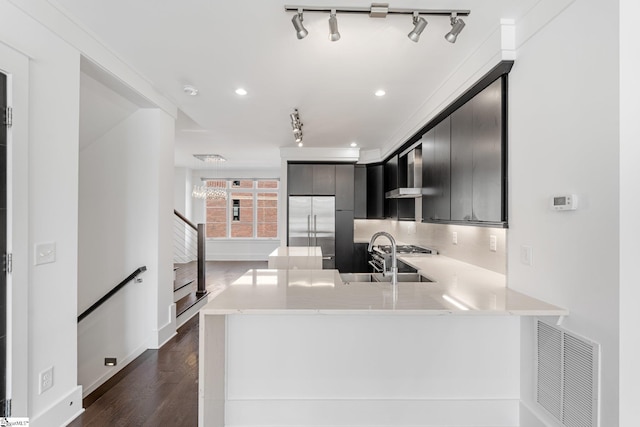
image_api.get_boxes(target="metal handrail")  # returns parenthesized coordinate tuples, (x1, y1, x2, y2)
(174, 210, 197, 231)
(77, 266, 147, 323)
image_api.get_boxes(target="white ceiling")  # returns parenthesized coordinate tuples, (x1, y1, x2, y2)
(54, 0, 536, 170)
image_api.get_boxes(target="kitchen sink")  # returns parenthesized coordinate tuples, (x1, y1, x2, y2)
(339, 272, 432, 284)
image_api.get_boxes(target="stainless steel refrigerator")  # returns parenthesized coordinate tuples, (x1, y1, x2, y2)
(288, 196, 335, 269)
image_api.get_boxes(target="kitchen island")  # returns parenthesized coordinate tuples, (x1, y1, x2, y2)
(199, 257, 567, 427)
(267, 246, 323, 269)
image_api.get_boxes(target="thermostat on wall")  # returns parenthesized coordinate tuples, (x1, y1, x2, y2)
(551, 194, 578, 211)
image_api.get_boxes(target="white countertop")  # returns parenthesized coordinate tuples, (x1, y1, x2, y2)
(202, 255, 567, 316)
(268, 246, 322, 257)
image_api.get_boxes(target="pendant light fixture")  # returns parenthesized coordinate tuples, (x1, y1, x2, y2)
(191, 154, 228, 200)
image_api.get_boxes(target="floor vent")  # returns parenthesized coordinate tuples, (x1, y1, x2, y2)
(536, 319, 599, 427)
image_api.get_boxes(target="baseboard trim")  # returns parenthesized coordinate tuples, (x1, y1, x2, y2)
(31, 386, 83, 427)
(519, 400, 557, 427)
(225, 398, 520, 426)
(152, 303, 177, 349)
(81, 343, 148, 398)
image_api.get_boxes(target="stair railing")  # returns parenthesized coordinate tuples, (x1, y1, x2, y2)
(78, 266, 147, 322)
(173, 210, 207, 297)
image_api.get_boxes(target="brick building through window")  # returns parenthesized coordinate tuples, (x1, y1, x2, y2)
(206, 179, 279, 239)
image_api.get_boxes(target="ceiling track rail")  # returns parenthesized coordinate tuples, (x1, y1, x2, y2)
(284, 5, 470, 17)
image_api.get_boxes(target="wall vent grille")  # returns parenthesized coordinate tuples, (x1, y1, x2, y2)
(536, 319, 599, 427)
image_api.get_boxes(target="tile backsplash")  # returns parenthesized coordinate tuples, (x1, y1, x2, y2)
(354, 219, 506, 274)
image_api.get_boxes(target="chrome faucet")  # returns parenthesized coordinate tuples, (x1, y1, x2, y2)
(368, 231, 398, 286)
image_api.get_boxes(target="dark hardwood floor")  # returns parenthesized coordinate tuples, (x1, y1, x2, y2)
(68, 261, 266, 427)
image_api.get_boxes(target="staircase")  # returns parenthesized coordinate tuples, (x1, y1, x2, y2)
(173, 211, 209, 327)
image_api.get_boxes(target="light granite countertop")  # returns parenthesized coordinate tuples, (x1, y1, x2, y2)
(202, 254, 567, 316)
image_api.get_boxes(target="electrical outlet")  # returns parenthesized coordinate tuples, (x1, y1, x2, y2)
(39, 366, 54, 394)
(452, 231, 458, 245)
(521, 245, 533, 266)
(489, 235, 497, 252)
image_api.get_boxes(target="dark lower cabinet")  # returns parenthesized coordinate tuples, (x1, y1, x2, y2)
(353, 243, 370, 273)
(335, 210, 354, 272)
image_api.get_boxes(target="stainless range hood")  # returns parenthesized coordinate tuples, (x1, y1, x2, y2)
(385, 147, 423, 199)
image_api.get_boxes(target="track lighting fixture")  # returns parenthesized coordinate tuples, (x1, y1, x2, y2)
(407, 12, 427, 43)
(285, 3, 469, 43)
(291, 9, 308, 39)
(444, 13, 466, 43)
(328, 10, 340, 41)
(290, 109, 303, 145)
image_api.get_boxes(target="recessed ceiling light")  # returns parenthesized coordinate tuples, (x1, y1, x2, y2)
(235, 88, 248, 96)
(350, 142, 357, 147)
(375, 89, 386, 97)
(183, 85, 199, 96)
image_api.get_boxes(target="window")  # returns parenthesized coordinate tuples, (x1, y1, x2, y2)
(205, 179, 279, 239)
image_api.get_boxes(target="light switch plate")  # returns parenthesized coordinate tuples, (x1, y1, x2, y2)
(35, 242, 56, 266)
(521, 245, 533, 266)
(489, 235, 497, 252)
(452, 232, 458, 245)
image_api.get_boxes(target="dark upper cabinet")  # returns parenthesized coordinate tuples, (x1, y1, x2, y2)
(397, 154, 408, 188)
(385, 199, 398, 219)
(354, 165, 367, 219)
(396, 154, 413, 221)
(397, 199, 415, 221)
(422, 117, 451, 221)
(450, 78, 503, 222)
(366, 164, 384, 219)
(335, 164, 354, 210)
(384, 155, 398, 218)
(471, 79, 503, 222)
(312, 164, 336, 195)
(288, 163, 313, 195)
(383, 155, 398, 192)
(451, 100, 474, 220)
(288, 163, 336, 195)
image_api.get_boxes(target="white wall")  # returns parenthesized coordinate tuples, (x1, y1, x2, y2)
(78, 108, 176, 396)
(174, 167, 191, 216)
(0, 2, 84, 424)
(0, 2, 177, 424)
(619, 0, 640, 423)
(507, 0, 619, 425)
